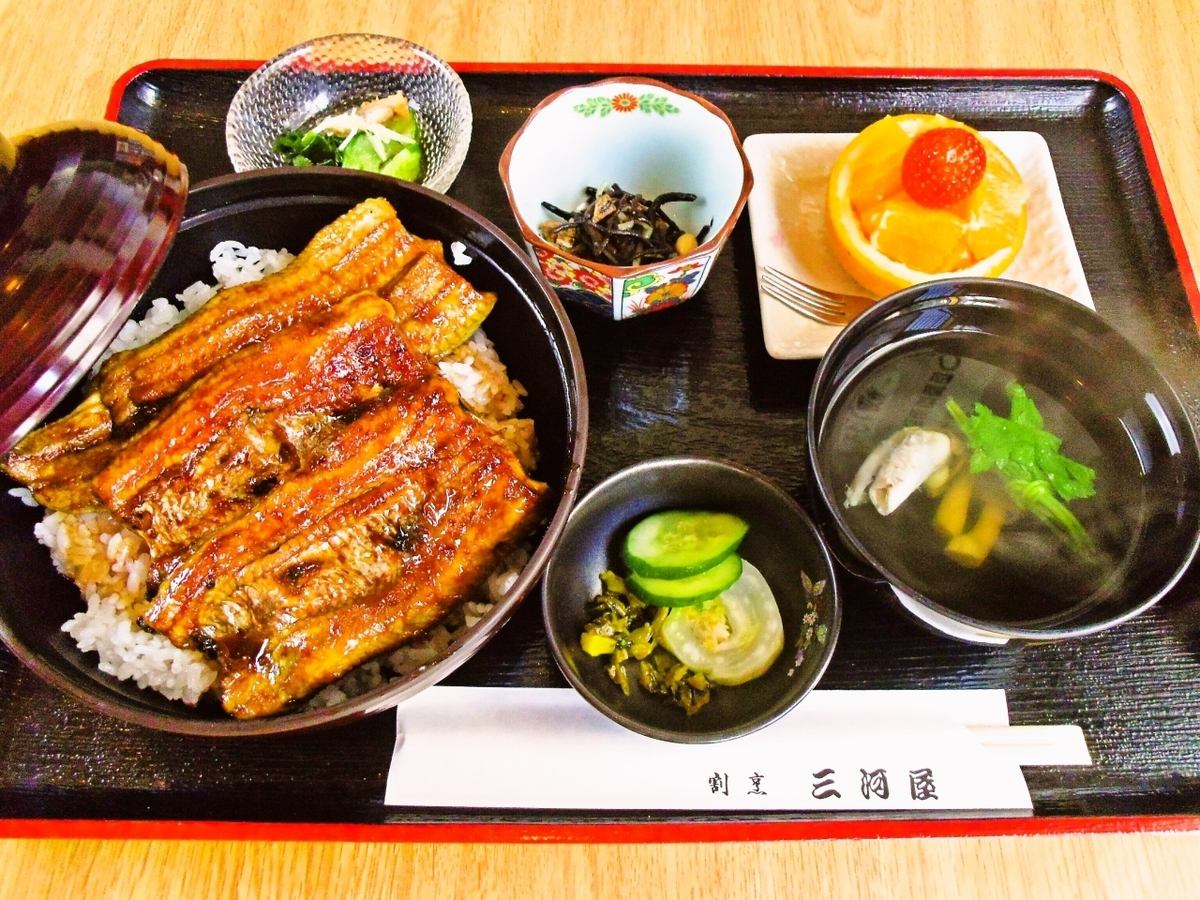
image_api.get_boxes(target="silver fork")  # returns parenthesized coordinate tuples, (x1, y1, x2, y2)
(759, 266, 874, 326)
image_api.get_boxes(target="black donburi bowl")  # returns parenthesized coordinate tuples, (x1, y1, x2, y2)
(0, 168, 588, 735)
(542, 457, 841, 743)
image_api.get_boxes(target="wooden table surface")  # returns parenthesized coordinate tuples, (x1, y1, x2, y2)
(2, 0, 1200, 896)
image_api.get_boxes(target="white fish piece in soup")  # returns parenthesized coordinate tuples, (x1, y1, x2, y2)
(844, 428, 910, 509)
(845, 427, 955, 516)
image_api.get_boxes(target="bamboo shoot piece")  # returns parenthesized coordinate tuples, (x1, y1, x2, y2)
(945, 500, 1007, 568)
(935, 473, 974, 537)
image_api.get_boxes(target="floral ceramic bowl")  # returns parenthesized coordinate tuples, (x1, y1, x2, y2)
(499, 77, 753, 319)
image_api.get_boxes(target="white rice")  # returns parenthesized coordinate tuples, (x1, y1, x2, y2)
(7, 486, 37, 508)
(36, 508, 216, 705)
(34, 242, 530, 710)
(438, 329, 528, 421)
(449, 241, 473, 266)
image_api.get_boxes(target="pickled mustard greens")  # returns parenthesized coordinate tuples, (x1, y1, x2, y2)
(946, 383, 1096, 551)
(273, 92, 424, 181)
(580, 570, 712, 715)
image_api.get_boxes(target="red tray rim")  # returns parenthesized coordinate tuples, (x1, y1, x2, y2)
(37, 59, 1193, 845)
(3, 813, 1200, 843)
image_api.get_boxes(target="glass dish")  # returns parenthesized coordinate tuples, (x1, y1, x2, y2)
(225, 33, 472, 193)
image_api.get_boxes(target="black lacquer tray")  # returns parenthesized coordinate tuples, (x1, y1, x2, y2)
(1, 62, 1199, 841)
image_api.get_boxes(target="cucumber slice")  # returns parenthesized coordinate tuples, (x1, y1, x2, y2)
(623, 510, 749, 578)
(380, 145, 423, 182)
(627, 554, 744, 608)
(341, 132, 385, 172)
(385, 111, 421, 141)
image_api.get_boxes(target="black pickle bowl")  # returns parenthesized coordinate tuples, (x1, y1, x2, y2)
(542, 457, 841, 743)
(0, 168, 588, 735)
(807, 278, 1200, 643)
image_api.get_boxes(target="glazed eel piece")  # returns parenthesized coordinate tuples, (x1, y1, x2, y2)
(1, 198, 432, 506)
(0, 393, 118, 509)
(142, 376, 545, 718)
(385, 249, 496, 356)
(0, 207, 507, 511)
(93, 294, 428, 582)
(96, 197, 429, 428)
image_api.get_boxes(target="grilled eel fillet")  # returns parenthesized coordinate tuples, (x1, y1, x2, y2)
(97, 197, 430, 429)
(93, 295, 428, 581)
(0, 393, 117, 509)
(385, 250, 496, 356)
(0, 208, 490, 512)
(142, 377, 546, 718)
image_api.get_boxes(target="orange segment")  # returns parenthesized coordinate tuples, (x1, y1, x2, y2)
(867, 197, 969, 274)
(847, 116, 912, 214)
(963, 150, 1030, 260)
(826, 114, 1029, 298)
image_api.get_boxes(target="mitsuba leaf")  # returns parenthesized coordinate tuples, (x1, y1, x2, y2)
(946, 383, 1097, 551)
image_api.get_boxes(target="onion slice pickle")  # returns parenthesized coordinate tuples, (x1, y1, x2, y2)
(657, 560, 784, 686)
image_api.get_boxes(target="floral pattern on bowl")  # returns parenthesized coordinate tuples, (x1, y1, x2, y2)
(573, 91, 680, 117)
(500, 77, 752, 320)
(530, 241, 720, 319)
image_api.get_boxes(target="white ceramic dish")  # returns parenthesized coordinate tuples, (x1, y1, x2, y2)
(743, 131, 1093, 359)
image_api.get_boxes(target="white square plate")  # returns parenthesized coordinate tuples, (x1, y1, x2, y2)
(743, 131, 1093, 360)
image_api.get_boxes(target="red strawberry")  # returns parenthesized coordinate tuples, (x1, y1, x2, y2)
(901, 127, 987, 208)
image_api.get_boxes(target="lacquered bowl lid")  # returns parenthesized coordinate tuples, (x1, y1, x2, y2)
(0, 121, 187, 453)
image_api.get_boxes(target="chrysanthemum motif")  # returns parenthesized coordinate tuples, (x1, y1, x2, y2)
(610, 92, 639, 113)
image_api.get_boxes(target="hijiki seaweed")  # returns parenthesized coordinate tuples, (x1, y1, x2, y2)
(540, 184, 711, 267)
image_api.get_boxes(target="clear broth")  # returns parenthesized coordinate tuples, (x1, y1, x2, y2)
(818, 337, 1147, 627)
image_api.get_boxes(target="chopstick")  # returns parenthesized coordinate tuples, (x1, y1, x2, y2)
(967, 725, 1092, 766)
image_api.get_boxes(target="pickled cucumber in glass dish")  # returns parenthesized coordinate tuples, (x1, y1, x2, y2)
(273, 92, 425, 181)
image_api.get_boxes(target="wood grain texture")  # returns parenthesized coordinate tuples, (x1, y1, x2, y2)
(3, 0, 1200, 896)
(0, 834, 1198, 899)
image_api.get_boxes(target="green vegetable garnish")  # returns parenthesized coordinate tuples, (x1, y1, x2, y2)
(579, 570, 710, 715)
(338, 118, 423, 178)
(271, 102, 424, 181)
(626, 553, 744, 608)
(623, 510, 749, 578)
(272, 129, 344, 167)
(946, 383, 1097, 551)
